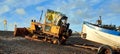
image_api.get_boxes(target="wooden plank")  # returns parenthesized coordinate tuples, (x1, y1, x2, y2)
(73, 44, 98, 51)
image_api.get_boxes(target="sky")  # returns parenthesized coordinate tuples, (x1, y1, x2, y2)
(0, 0, 120, 32)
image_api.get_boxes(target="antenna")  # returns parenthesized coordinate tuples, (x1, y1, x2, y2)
(39, 10, 43, 22)
(14, 23, 17, 29)
(97, 16, 102, 25)
(99, 16, 101, 20)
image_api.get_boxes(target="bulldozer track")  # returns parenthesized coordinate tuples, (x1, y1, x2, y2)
(25, 36, 97, 49)
(24, 35, 98, 52)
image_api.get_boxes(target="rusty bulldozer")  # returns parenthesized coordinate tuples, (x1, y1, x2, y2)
(14, 9, 72, 44)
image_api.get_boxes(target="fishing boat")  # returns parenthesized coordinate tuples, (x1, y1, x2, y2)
(81, 16, 120, 50)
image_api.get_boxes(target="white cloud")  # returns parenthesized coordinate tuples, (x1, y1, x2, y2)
(1, 0, 47, 8)
(0, 5, 10, 15)
(36, 6, 45, 11)
(15, 8, 26, 15)
(88, 0, 103, 6)
(109, 2, 120, 13)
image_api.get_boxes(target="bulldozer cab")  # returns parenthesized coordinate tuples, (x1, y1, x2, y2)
(43, 9, 68, 37)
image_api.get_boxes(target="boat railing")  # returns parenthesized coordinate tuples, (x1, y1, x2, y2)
(83, 21, 120, 32)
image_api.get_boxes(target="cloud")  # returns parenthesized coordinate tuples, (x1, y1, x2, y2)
(1, 0, 47, 8)
(0, 5, 10, 15)
(88, 0, 103, 6)
(108, 0, 120, 13)
(36, 6, 45, 11)
(48, 0, 93, 23)
(15, 8, 26, 15)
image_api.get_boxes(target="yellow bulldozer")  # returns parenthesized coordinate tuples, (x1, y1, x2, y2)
(14, 9, 72, 44)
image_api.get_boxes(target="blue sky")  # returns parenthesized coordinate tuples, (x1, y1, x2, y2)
(0, 0, 120, 32)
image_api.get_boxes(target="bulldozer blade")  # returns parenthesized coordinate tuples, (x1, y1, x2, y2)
(14, 28, 30, 37)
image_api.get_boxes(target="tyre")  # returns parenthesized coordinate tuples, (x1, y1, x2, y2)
(97, 45, 114, 54)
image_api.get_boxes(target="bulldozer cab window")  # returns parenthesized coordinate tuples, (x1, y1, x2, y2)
(46, 18, 52, 24)
(45, 25, 51, 32)
(45, 13, 53, 24)
(61, 16, 67, 25)
(61, 19, 66, 24)
(57, 16, 67, 26)
(46, 19, 52, 24)
(53, 18, 57, 25)
(62, 16, 67, 22)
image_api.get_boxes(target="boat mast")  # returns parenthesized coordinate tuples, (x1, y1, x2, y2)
(97, 16, 102, 25)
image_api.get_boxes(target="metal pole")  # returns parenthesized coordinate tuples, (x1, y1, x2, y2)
(3, 19, 7, 31)
(39, 10, 43, 22)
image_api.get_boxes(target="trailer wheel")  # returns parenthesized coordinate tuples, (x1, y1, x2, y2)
(97, 45, 114, 54)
